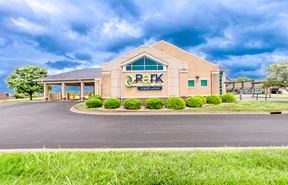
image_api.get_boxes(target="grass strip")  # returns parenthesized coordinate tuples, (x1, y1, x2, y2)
(1, 149, 288, 184)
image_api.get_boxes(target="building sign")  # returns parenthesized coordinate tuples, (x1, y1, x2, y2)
(125, 73, 163, 90)
(239, 88, 265, 94)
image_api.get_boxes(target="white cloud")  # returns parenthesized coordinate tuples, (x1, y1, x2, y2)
(216, 52, 288, 79)
(103, 19, 142, 38)
(24, 0, 60, 14)
(10, 17, 46, 35)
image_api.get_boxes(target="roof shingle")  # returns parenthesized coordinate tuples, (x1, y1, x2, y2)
(35, 68, 101, 82)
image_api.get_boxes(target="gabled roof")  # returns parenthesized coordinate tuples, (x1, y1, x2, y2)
(120, 52, 170, 66)
(102, 44, 188, 70)
(152, 40, 218, 66)
(35, 68, 101, 82)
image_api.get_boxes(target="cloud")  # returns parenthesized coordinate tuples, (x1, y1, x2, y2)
(10, 17, 47, 35)
(74, 52, 92, 61)
(0, 0, 288, 92)
(45, 60, 83, 70)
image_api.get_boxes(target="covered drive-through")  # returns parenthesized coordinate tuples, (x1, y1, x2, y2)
(35, 68, 101, 101)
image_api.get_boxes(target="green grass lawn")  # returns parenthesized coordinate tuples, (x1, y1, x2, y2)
(1, 149, 288, 184)
(75, 101, 288, 112)
(186, 101, 288, 112)
(0, 97, 43, 103)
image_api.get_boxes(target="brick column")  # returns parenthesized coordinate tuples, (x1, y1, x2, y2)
(80, 82, 85, 100)
(43, 83, 49, 101)
(61, 82, 67, 100)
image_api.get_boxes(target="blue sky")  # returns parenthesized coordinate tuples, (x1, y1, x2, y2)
(0, 0, 288, 92)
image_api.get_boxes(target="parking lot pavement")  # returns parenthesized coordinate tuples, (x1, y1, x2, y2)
(0, 102, 288, 149)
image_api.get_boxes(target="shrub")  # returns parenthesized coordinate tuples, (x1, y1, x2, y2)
(103, 98, 121, 109)
(145, 98, 164, 109)
(193, 96, 206, 104)
(14, 94, 25, 99)
(85, 99, 103, 108)
(206, 95, 222, 104)
(165, 97, 186, 110)
(89, 95, 102, 100)
(186, 96, 204, 108)
(222, 93, 237, 103)
(124, 98, 142, 110)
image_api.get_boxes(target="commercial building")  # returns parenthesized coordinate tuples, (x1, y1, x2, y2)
(35, 41, 226, 101)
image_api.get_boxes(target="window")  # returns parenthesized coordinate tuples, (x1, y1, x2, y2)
(201, 80, 208, 87)
(125, 56, 164, 71)
(219, 71, 224, 95)
(188, 80, 195, 87)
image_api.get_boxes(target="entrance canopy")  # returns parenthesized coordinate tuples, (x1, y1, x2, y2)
(35, 68, 101, 101)
(35, 68, 101, 83)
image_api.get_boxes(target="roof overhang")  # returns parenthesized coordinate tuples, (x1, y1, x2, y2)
(120, 52, 169, 67)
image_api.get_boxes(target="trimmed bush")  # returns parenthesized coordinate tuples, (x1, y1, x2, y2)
(145, 98, 164, 109)
(206, 95, 222, 105)
(124, 98, 142, 110)
(103, 98, 121, 109)
(89, 95, 102, 100)
(193, 96, 206, 104)
(165, 97, 186, 110)
(222, 93, 237, 103)
(186, 96, 204, 108)
(85, 99, 103, 108)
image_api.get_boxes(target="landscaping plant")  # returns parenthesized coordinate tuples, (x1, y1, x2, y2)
(145, 98, 164, 109)
(89, 95, 102, 100)
(85, 98, 103, 108)
(103, 98, 121, 109)
(221, 93, 237, 103)
(186, 96, 204, 108)
(206, 95, 222, 104)
(165, 97, 186, 110)
(194, 95, 206, 104)
(123, 98, 142, 110)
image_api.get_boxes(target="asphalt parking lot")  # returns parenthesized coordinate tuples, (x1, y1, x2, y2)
(0, 102, 287, 149)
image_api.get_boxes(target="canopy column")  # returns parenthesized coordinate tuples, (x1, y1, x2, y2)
(80, 82, 85, 100)
(61, 82, 67, 100)
(43, 82, 49, 101)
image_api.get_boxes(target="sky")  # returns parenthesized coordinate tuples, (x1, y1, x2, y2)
(0, 0, 288, 92)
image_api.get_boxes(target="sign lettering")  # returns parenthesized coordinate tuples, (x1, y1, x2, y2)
(125, 73, 163, 90)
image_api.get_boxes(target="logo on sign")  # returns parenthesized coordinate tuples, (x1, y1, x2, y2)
(125, 74, 163, 90)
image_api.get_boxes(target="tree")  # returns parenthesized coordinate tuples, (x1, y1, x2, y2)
(263, 60, 288, 88)
(231, 77, 252, 82)
(6, 65, 48, 100)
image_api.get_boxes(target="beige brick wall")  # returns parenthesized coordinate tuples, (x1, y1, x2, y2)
(211, 72, 220, 95)
(153, 41, 222, 96)
(179, 71, 188, 97)
(101, 72, 111, 97)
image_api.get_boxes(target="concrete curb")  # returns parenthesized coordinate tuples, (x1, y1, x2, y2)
(70, 105, 288, 116)
(1, 146, 288, 153)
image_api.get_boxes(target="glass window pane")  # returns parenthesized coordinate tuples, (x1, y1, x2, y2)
(132, 65, 144, 70)
(145, 57, 158, 65)
(126, 65, 131, 71)
(201, 80, 208, 86)
(132, 58, 145, 65)
(145, 65, 157, 70)
(188, 80, 194, 87)
(157, 65, 164, 70)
